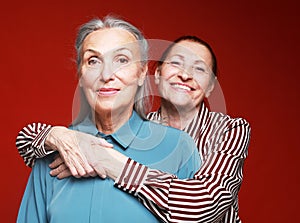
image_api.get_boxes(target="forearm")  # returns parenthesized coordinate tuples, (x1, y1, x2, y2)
(115, 121, 251, 222)
(17, 123, 116, 178)
(16, 123, 53, 167)
(44, 126, 73, 151)
(115, 159, 241, 223)
(87, 145, 128, 180)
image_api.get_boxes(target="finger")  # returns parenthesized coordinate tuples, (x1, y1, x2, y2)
(95, 138, 113, 148)
(60, 167, 96, 178)
(78, 169, 97, 178)
(50, 163, 68, 177)
(56, 169, 72, 179)
(84, 164, 97, 176)
(50, 162, 82, 179)
(92, 163, 107, 179)
(49, 156, 64, 169)
(60, 152, 86, 178)
(56, 155, 80, 178)
(88, 170, 97, 177)
(72, 154, 94, 177)
(68, 165, 81, 178)
(68, 156, 96, 178)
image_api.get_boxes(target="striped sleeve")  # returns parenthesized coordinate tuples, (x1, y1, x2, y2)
(115, 118, 250, 223)
(16, 123, 53, 167)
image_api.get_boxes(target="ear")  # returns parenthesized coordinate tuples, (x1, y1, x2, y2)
(138, 64, 148, 86)
(154, 68, 160, 85)
(78, 75, 83, 87)
(205, 77, 216, 97)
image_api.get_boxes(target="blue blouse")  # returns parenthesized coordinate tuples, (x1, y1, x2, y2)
(17, 111, 201, 223)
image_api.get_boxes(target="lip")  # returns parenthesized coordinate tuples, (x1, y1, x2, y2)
(96, 87, 120, 96)
(170, 82, 195, 92)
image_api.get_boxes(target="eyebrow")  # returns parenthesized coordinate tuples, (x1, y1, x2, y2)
(83, 49, 101, 57)
(83, 47, 132, 57)
(168, 54, 184, 60)
(171, 53, 207, 64)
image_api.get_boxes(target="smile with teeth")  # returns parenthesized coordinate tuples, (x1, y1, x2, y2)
(171, 83, 193, 91)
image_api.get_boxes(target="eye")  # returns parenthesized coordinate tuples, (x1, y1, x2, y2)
(170, 61, 180, 65)
(169, 60, 183, 67)
(87, 57, 101, 67)
(194, 63, 211, 75)
(116, 56, 129, 65)
(194, 65, 206, 72)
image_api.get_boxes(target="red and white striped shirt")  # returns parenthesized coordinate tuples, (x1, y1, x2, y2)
(115, 103, 250, 222)
(16, 123, 53, 167)
(15, 103, 250, 223)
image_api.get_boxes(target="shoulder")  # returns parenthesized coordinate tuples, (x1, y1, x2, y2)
(143, 120, 197, 153)
(146, 119, 194, 139)
(209, 111, 251, 133)
(142, 120, 199, 173)
(30, 153, 57, 179)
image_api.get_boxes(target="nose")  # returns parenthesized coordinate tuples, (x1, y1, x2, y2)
(177, 66, 193, 81)
(100, 62, 115, 82)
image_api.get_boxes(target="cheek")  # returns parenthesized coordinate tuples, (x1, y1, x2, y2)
(194, 76, 211, 91)
(157, 79, 171, 98)
(116, 66, 141, 85)
(80, 67, 99, 88)
(160, 66, 174, 80)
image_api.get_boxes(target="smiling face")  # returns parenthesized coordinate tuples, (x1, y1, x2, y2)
(156, 40, 215, 110)
(79, 28, 147, 118)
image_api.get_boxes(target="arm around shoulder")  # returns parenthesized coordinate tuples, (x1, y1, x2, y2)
(16, 122, 53, 167)
(115, 117, 251, 222)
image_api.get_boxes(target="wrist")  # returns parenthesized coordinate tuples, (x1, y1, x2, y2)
(45, 126, 67, 151)
(105, 149, 128, 180)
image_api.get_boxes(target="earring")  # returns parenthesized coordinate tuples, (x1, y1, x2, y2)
(138, 78, 144, 86)
(155, 76, 160, 85)
(154, 68, 161, 85)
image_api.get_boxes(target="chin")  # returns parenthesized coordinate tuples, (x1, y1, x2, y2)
(171, 99, 191, 107)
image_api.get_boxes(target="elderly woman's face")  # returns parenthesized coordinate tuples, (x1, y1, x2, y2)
(79, 28, 146, 115)
(157, 40, 215, 109)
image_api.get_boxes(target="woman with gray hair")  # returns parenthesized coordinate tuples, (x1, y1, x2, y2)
(16, 16, 200, 223)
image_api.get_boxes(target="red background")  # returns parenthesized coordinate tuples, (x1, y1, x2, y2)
(1, 0, 299, 222)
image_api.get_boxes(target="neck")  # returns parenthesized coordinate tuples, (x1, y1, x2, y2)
(160, 99, 199, 130)
(93, 109, 133, 134)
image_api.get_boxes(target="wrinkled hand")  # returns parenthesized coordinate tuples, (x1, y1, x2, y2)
(49, 155, 69, 178)
(49, 155, 97, 179)
(84, 144, 128, 180)
(46, 126, 113, 178)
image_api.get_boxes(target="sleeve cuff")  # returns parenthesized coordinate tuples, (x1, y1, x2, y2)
(115, 158, 149, 195)
(31, 125, 54, 158)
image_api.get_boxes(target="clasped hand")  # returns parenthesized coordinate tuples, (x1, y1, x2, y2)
(46, 127, 114, 179)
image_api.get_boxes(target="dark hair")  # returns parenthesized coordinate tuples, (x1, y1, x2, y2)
(158, 35, 218, 76)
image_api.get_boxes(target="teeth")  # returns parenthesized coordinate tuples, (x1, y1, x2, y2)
(172, 84, 191, 91)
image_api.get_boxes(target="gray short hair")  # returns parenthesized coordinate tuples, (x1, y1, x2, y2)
(75, 16, 148, 71)
(73, 16, 152, 123)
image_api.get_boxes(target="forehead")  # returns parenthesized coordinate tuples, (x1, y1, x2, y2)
(168, 40, 212, 65)
(82, 28, 138, 54)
